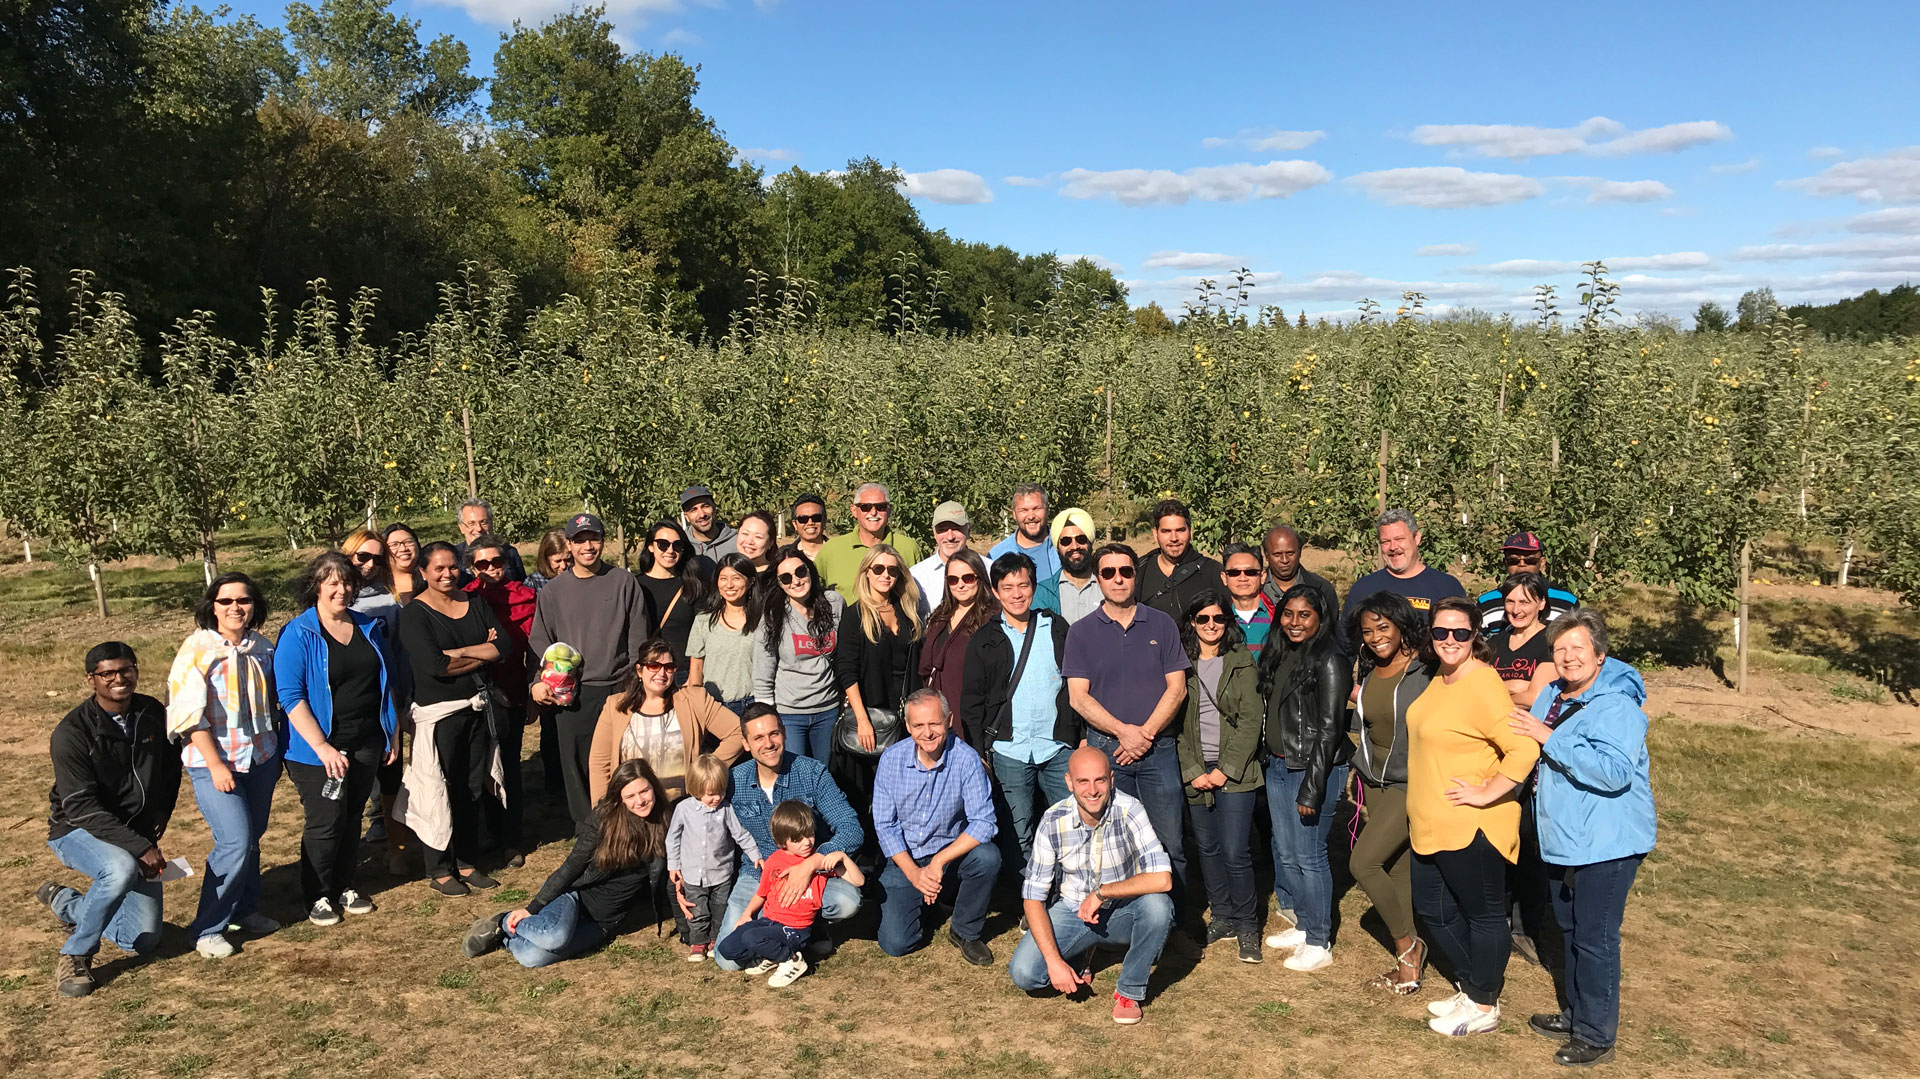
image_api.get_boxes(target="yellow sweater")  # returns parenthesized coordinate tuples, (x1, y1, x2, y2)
(1405, 664, 1541, 860)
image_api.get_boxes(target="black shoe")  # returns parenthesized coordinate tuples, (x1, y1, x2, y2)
(431, 876, 472, 897)
(462, 914, 507, 958)
(1236, 927, 1263, 964)
(36, 881, 67, 919)
(1530, 1013, 1575, 1040)
(950, 930, 994, 967)
(1555, 1039, 1615, 1067)
(1512, 932, 1542, 968)
(504, 850, 527, 869)
(804, 931, 837, 959)
(1205, 919, 1238, 947)
(461, 870, 500, 890)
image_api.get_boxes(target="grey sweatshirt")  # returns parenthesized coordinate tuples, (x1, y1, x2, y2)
(666, 798, 760, 886)
(527, 564, 653, 687)
(751, 590, 845, 712)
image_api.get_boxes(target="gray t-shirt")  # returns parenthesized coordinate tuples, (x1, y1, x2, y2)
(1196, 654, 1225, 762)
(1056, 574, 1104, 625)
(750, 591, 847, 712)
(687, 611, 755, 703)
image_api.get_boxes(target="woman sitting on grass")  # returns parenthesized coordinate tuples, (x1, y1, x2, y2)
(461, 757, 670, 968)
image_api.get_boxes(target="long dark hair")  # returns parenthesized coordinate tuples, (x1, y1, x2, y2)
(613, 637, 676, 714)
(700, 552, 758, 620)
(1344, 590, 1434, 682)
(194, 572, 268, 631)
(1178, 588, 1244, 663)
(927, 549, 997, 640)
(637, 520, 709, 609)
(751, 544, 836, 655)
(1257, 582, 1340, 699)
(593, 757, 669, 869)
(1431, 595, 1497, 666)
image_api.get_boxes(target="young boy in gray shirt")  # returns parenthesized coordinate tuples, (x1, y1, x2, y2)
(666, 754, 761, 960)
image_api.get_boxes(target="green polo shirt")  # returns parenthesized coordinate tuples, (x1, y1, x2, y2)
(815, 528, 925, 603)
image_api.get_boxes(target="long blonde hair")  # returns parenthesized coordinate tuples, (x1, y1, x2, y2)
(856, 543, 923, 643)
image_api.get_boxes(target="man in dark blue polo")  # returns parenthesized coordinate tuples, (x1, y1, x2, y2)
(1063, 543, 1190, 927)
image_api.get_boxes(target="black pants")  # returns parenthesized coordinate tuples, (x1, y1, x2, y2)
(286, 743, 384, 905)
(1511, 800, 1559, 957)
(557, 683, 615, 824)
(495, 711, 526, 852)
(538, 711, 563, 795)
(1412, 830, 1512, 1005)
(424, 707, 495, 879)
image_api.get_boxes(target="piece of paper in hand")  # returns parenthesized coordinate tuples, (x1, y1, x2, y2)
(159, 857, 194, 883)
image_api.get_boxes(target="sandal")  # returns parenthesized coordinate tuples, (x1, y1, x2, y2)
(1368, 938, 1426, 995)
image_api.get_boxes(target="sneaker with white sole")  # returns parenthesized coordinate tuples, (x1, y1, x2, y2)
(340, 889, 375, 915)
(1265, 927, 1306, 950)
(308, 897, 342, 927)
(1283, 943, 1332, 971)
(744, 959, 777, 975)
(767, 953, 808, 987)
(195, 933, 235, 959)
(1428, 990, 1471, 1017)
(231, 911, 280, 936)
(1430, 1002, 1500, 1036)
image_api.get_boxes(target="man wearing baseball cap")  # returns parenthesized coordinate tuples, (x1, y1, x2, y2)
(527, 512, 653, 823)
(679, 486, 738, 561)
(911, 501, 973, 614)
(1475, 531, 1579, 634)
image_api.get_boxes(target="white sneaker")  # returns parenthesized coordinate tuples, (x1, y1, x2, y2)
(745, 959, 777, 975)
(1430, 1002, 1500, 1036)
(308, 898, 342, 927)
(195, 933, 235, 959)
(1427, 990, 1471, 1017)
(340, 889, 375, 915)
(1282, 943, 1332, 971)
(231, 911, 280, 936)
(1265, 927, 1306, 950)
(767, 952, 808, 988)
(685, 950, 708, 963)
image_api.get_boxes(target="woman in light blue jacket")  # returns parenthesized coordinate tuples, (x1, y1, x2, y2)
(1509, 608, 1655, 1070)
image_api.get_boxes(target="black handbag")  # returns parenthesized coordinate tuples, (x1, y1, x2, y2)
(833, 702, 903, 759)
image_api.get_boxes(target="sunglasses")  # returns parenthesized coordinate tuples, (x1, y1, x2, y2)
(351, 552, 380, 564)
(778, 567, 812, 585)
(1222, 568, 1261, 578)
(652, 538, 681, 552)
(793, 513, 824, 525)
(213, 596, 254, 607)
(946, 572, 978, 586)
(854, 502, 891, 513)
(868, 564, 899, 578)
(1058, 535, 1091, 548)
(1430, 626, 1475, 643)
(1097, 564, 1136, 580)
(1190, 613, 1229, 626)
(641, 661, 676, 673)
(471, 557, 503, 570)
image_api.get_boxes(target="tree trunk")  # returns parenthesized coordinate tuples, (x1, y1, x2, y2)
(1375, 429, 1389, 515)
(89, 560, 108, 618)
(461, 406, 479, 500)
(1838, 538, 1854, 587)
(616, 521, 628, 570)
(1737, 539, 1751, 694)
(20, 536, 29, 563)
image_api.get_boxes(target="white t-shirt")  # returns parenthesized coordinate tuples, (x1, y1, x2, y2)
(620, 708, 685, 792)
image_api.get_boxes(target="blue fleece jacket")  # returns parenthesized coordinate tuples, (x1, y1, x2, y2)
(273, 607, 401, 766)
(1529, 656, 1657, 865)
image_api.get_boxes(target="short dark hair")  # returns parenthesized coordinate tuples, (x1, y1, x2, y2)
(295, 551, 360, 611)
(1220, 541, 1259, 565)
(1499, 571, 1549, 604)
(194, 572, 268, 631)
(84, 641, 137, 675)
(791, 493, 825, 514)
(769, 800, 816, 845)
(990, 551, 1037, 589)
(419, 540, 460, 566)
(1150, 499, 1190, 528)
(741, 702, 782, 732)
(1431, 595, 1496, 665)
(1093, 542, 1135, 570)
(466, 533, 510, 565)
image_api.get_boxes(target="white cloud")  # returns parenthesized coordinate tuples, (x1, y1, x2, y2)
(1464, 253, 1711, 276)
(1002, 175, 1048, 187)
(660, 27, 702, 46)
(1141, 251, 1245, 271)
(1808, 146, 1847, 160)
(897, 169, 993, 205)
(1783, 147, 1920, 204)
(1056, 160, 1332, 206)
(426, 0, 686, 27)
(1563, 177, 1674, 203)
(736, 146, 797, 163)
(1347, 167, 1544, 209)
(1416, 243, 1478, 257)
(1055, 253, 1124, 274)
(1732, 235, 1920, 261)
(1202, 129, 1326, 152)
(1845, 207, 1920, 233)
(1408, 116, 1731, 160)
(1708, 157, 1762, 175)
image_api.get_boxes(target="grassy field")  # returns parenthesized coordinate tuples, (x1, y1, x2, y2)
(1, 537, 1916, 1079)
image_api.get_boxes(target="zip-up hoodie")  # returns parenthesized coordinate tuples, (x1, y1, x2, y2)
(688, 520, 738, 561)
(1349, 657, 1435, 789)
(273, 606, 400, 766)
(1530, 657, 1657, 865)
(48, 694, 181, 855)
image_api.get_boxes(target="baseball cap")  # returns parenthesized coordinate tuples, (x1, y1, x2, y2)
(932, 501, 971, 530)
(1501, 531, 1543, 553)
(565, 512, 606, 539)
(679, 485, 714, 507)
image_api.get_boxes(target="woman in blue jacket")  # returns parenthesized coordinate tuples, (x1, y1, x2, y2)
(1508, 608, 1655, 1069)
(275, 551, 402, 928)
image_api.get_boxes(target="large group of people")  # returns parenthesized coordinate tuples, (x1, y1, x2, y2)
(37, 488, 1656, 1068)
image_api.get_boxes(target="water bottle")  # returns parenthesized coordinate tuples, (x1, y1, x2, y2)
(322, 774, 344, 800)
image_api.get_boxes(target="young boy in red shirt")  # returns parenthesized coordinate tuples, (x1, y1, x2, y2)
(716, 800, 865, 987)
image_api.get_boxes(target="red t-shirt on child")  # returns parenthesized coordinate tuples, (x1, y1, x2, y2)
(757, 849, 834, 929)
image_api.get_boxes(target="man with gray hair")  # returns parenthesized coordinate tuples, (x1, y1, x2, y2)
(1338, 508, 1465, 644)
(989, 483, 1060, 582)
(814, 482, 924, 602)
(454, 499, 525, 583)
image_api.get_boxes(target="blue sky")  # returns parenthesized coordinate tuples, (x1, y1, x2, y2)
(238, 0, 1920, 319)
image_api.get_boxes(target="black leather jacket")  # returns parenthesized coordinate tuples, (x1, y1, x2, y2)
(1262, 650, 1354, 812)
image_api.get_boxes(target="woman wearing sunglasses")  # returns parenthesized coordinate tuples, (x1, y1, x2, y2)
(588, 637, 743, 804)
(748, 544, 845, 760)
(832, 544, 925, 856)
(918, 549, 995, 741)
(1174, 590, 1265, 964)
(637, 521, 709, 684)
(340, 527, 411, 874)
(1257, 583, 1352, 972)
(1406, 595, 1541, 1037)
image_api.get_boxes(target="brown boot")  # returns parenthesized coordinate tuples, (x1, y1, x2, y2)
(55, 954, 95, 998)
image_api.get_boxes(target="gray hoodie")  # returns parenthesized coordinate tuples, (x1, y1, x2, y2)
(688, 519, 738, 560)
(1349, 657, 1433, 789)
(751, 590, 845, 712)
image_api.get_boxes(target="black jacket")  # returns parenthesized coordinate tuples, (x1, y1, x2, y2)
(960, 611, 1080, 757)
(1262, 650, 1354, 813)
(529, 811, 664, 929)
(1135, 548, 1225, 624)
(47, 694, 182, 856)
(834, 599, 923, 712)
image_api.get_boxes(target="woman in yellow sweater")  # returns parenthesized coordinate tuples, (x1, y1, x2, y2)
(1406, 596, 1541, 1038)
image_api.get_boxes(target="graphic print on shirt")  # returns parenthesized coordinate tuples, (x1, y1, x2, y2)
(790, 629, 836, 657)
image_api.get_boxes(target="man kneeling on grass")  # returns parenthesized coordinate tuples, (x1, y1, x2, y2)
(717, 800, 864, 987)
(1008, 746, 1173, 1025)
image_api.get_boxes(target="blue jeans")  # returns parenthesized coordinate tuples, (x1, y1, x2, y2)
(1188, 787, 1258, 928)
(504, 891, 607, 968)
(1267, 760, 1347, 947)
(723, 697, 755, 719)
(1412, 830, 1511, 1005)
(781, 707, 839, 761)
(710, 862, 862, 971)
(1551, 855, 1644, 1048)
(991, 749, 1070, 864)
(717, 915, 812, 965)
(47, 829, 164, 957)
(878, 843, 1002, 955)
(1009, 893, 1174, 1002)
(187, 761, 279, 941)
(1083, 730, 1187, 919)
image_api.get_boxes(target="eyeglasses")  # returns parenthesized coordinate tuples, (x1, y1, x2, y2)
(1097, 564, 1136, 581)
(351, 552, 379, 564)
(1057, 535, 1091, 548)
(213, 597, 254, 607)
(778, 567, 811, 585)
(1190, 613, 1229, 626)
(854, 501, 891, 513)
(793, 513, 824, 525)
(946, 572, 978, 586)
(471, 557, 503, 570)
(868, 564, 899, 578)
(641, 661, 676, 673)
(1222, 568, 1261, 578)
(1430, 626, 1475, 643)
(89, 666, 137, 682)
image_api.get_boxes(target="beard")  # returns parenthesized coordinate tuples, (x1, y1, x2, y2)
(1061, 547, 1094, 576)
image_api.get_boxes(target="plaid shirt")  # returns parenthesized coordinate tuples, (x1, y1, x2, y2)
(1021, 789, 1171, 906)
(166, 629, 279, 771)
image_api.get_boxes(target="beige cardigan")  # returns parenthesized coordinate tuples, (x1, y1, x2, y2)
(587, 684, 745, 803)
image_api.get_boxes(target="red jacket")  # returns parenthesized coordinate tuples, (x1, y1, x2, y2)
(466, 578, 537, 704)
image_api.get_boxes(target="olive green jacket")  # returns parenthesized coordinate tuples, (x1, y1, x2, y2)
(1175, 645, 1266, 806)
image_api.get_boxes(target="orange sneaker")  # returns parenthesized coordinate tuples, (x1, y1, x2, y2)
(1112, 993, 1142, 1025)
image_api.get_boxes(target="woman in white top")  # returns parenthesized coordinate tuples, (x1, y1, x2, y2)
(587, 638, 744, 803)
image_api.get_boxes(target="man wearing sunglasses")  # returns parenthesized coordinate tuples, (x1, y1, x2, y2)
(814, 482, 924, 603)
(910, 501, 974, 615)
(1474, 531, 1579, 634)
(1135, 499, 1223, 624)
(40, 642, 181, 998)
(1338, 508, 1467, 651)
(790, 494, 830, 563)
(453, 500, 526, 586)
(988, 483, 1060, 583)
(680, 485, 738, 561)
(1034, 507, 1103, 625)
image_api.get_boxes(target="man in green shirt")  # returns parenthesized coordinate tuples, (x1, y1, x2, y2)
(815, 482, 925, 602)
